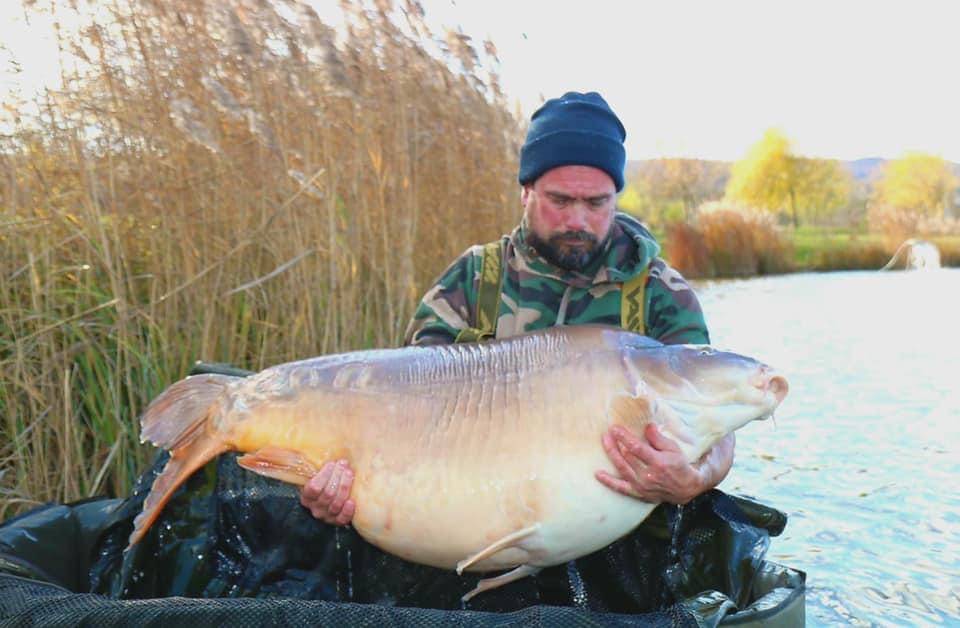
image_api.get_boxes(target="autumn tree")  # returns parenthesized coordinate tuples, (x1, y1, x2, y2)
(725, 129, 851, 227)
(622, 159, 727, 225)
(646, 158, 727, 218)
(874, 153, 957, 218)
(792, 157, 855, 224)
(617, 180, 651, 217)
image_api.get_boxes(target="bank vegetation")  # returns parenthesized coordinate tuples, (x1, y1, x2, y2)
(3, 0, 959, 518)
(0, 0, 519, 517)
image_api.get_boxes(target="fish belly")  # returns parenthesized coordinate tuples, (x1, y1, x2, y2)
(350, 447, 654, 571)
(226, 327, 650, 572)
(344, 376, 649, 570)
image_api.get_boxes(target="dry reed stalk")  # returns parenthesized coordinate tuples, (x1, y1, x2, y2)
(0, 0, 521, 517)
(664, 221, 713, 278)
(665, 203, 793, 278)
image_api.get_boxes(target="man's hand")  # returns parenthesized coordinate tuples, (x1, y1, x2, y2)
(595, 424, 735, 505)
(300, 459, 356, 526)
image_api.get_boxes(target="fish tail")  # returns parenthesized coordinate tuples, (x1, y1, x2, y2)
(127, 374, 237, 548)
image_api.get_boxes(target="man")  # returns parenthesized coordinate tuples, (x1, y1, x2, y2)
(299, 91, 735, 534)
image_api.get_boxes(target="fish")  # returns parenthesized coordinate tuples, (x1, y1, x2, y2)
(129, 325, 788, 601)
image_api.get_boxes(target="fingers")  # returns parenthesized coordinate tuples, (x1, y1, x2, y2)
(321, 460, 345, 503)
(300, 461, 336, 504)
(602, 431, 639, 484)
(333, 500, 356, 526)
(327, 464, 354, 515)
(600, 431, 662, 501)
(609, 425, 660, 466)
(595, 470, 639, 498)
(300, 459, 355, 526)
(600, 425, 696, 504)
(596, 469, 668, 503)
(642, 423, 681, 453)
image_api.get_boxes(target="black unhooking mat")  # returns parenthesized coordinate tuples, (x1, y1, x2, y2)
(0, 368, 805, 626)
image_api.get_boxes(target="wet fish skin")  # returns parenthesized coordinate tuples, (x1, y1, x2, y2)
(129, 325, 787, 598)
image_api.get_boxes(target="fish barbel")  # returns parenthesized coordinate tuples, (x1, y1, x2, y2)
(129, 325, 788, 600)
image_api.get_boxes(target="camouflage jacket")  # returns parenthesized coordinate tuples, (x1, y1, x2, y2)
(403, 212, 710, 346)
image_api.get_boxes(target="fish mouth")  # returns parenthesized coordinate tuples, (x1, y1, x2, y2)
(751, 369, 789, 417)
(767, 374, 789, 404)
(651, 367, 789, 424)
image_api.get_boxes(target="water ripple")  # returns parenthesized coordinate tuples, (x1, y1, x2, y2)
(696, 269, 960, 626)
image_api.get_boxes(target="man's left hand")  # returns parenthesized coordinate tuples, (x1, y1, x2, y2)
(595, 424, 735, 505)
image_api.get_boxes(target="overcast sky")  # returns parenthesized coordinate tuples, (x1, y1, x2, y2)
(2, 0, 957, 162)
(419, 0, 959, 162)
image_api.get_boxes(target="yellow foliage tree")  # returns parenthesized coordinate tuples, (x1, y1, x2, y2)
(635, 158, 727, 221)
(725, 129, 851, 227)
(874, 153, 957, 217)
(617, 181, 649, 217)
(793, 157, 854, 225)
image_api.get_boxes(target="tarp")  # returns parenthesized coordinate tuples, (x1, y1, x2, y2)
(0, 453, 804, 626)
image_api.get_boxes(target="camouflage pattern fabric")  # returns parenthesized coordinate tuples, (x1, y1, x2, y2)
(404, 213, 710, 346)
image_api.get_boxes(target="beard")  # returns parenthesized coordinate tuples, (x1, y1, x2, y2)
(527, 229, 606, 272)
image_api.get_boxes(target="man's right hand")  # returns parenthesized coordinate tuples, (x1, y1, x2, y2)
(300, 459, 356, 526)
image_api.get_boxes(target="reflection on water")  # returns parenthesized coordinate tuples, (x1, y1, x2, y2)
(694, 269, 960, 626)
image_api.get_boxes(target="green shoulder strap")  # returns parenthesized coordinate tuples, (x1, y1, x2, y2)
(620, 267, 649, 335)
(454, 240, 504, 343)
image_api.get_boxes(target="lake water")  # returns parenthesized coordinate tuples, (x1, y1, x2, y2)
(694, 269, 960, 626)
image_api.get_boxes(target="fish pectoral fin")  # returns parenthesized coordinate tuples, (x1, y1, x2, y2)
(462, 564, 541, 602)
(607, 390, 654, 426)
(236, 447, 321, 486)
(456, 523, 540, 575)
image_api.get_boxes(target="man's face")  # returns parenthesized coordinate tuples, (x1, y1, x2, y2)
(522, 165, 617, 271)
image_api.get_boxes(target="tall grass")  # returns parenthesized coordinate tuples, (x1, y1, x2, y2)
(663, 203, 793, 278)
(868, 204, 960, 249)
(793, 218, 960, 271)
(0, 0, 521, 518)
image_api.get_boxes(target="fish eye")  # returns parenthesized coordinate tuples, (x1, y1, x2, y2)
(698, 347, 714, 356)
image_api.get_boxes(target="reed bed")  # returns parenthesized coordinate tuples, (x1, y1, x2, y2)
(868, 204, 960, 248)
(0, 0, 521, 518)
(805, 239, 892, 271)
(663, 203, 793, 278)
(799, 206, 960, 270)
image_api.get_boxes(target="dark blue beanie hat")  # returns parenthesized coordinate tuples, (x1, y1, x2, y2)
(518, 91, 626, 191)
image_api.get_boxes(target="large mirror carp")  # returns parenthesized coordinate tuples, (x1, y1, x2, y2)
(129, 325, 788, 600)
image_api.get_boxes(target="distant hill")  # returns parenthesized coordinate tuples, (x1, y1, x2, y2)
(843, 158, 886, 183)
(627, 157, 960, 188)
(840, 157, 960, 184)
(623, 157, 960, 219)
